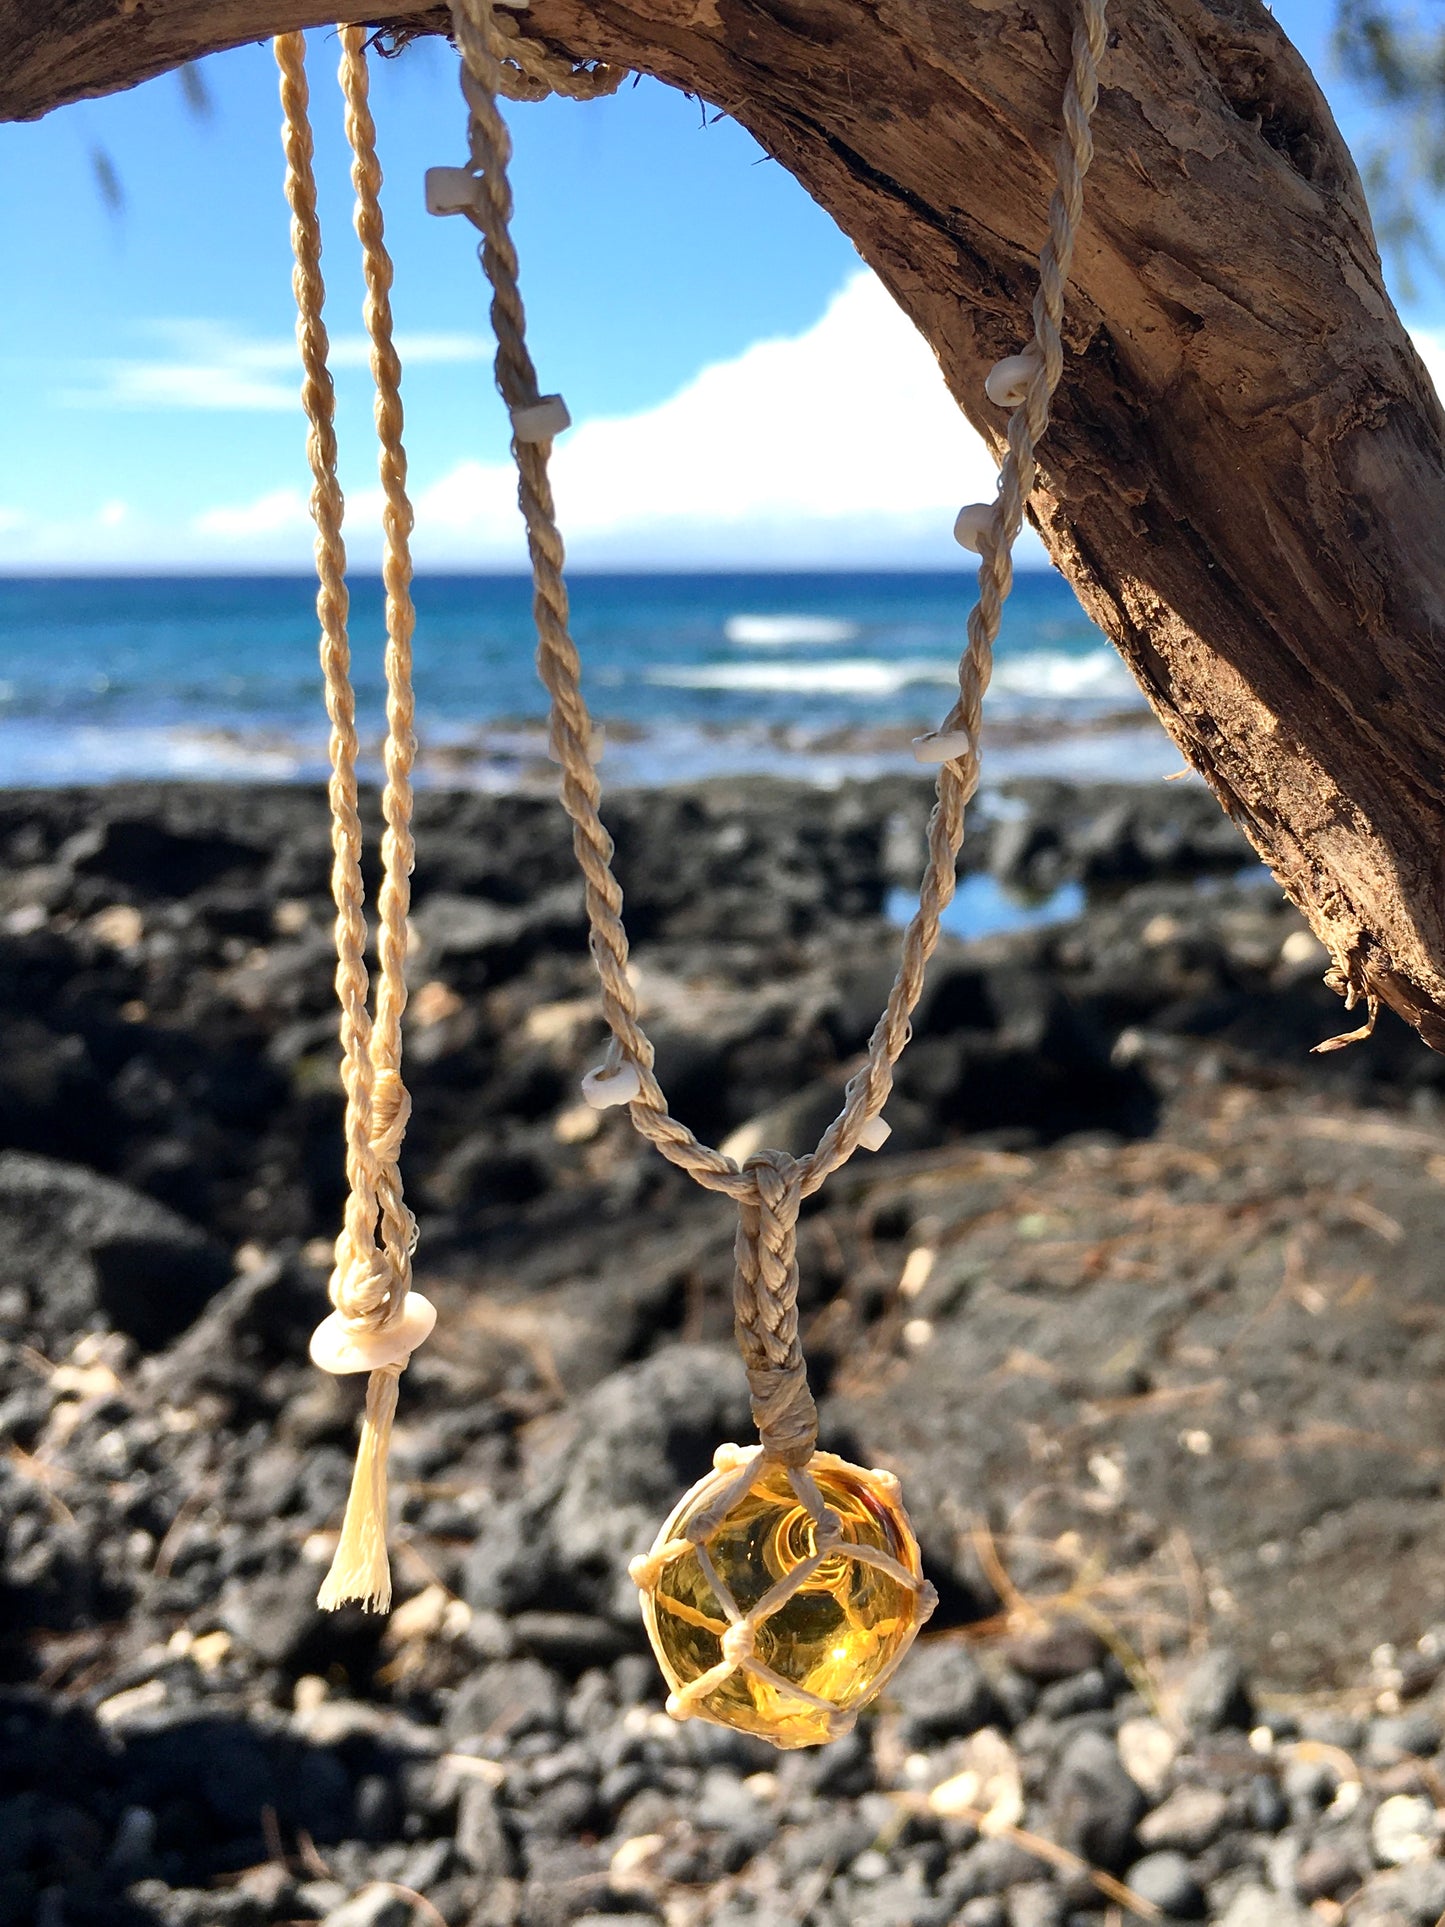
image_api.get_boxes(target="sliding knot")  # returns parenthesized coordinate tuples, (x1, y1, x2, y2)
(330, 1235, 394, 1326)
(732, 1151, 817, 1468)
(370, 1068, 411, 1162)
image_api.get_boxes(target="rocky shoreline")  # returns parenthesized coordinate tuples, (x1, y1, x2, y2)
(5, 775, 1445, 1927)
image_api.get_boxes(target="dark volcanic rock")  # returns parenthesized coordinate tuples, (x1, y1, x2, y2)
(464, 1345, 752, 1627)
(890, 1642, 1001, 1745)
(1180, 1649, 1254, 1736)
(5, 775, 1445, 1927)
(987, 780, 1251, 891)
(0, 1151, 231, 1350)
(1046, 1729, 1146, 1871)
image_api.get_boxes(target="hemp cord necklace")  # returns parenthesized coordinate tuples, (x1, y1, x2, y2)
(281, 0, 1108, 1745)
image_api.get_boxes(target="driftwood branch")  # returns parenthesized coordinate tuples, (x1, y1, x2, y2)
(8, 1, 1445, 1049)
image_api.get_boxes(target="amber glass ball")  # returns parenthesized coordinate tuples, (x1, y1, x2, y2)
(633, 1449, 932, 1749)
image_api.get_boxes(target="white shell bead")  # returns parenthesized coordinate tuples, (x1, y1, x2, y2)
(985, 349, 1043, 408)
(310, 1292, 437, 1375)
(581, 1060, 641, 1109)
(425, 167, 481, 218)
(912, 728, 973, 766)
(858, 1114, 891, 1152)
(953, 503, 995, 555)
(512, 395, 572, 443)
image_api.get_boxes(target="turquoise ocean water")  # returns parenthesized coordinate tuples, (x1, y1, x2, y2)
(0, 571, 1169, 788)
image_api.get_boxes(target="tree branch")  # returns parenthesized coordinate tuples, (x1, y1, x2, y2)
(8, 0, 1445, 1048)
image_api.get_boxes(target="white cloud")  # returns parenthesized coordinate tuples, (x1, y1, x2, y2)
(60, 321, 494, 413)
(190, 268, 1005, 565)
(1412, 327, 1445, 396)
(193, 487, 310, 538)
(413, 271, 1007, 567)
(192, 483, 385, 544)
(23, 278, 1445, 570)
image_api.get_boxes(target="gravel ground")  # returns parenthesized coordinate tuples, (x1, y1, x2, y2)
(5, 777, 1445, 1927)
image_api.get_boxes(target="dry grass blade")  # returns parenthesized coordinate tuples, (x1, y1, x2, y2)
(947, 1805, 1162, 1921)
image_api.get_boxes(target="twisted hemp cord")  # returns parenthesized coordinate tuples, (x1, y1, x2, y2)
(277, 25, 421, 1613)
(450, 0, 1108, 1469)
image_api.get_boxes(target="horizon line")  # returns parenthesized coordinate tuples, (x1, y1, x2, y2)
(0, 561, 1056, 583)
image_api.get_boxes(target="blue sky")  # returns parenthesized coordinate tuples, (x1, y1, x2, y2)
(0, 2, 1440, 572)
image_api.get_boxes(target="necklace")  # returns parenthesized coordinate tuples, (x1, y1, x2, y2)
(282, 0, 1108, 1749)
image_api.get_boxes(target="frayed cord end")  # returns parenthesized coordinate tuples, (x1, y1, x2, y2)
(317, 1361, 403, 1612)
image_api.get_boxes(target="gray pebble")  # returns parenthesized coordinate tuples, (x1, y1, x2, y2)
(1035, 1667, 1113, 1721)
(1048, 1729, 1145, 1871)
(1282, 1756, 1337, 1812)
(1368, 1710, 1443, 1764)
(352, 1773, 396, 1843)
(1137, 1784, 1229, 1853)
(320, 1889, 412, 1927)
(1004, 1621, 1105, 1682)
(1126, 1850, 1205, 1917)
(956, 1901, 1007, 1927)
(1007, 1880, 1066, 1927)
(1179, 1649, 1253, 1734)
(955, 1835, 1051, 1898)
(1246, 1773, 1288, 1832)
(891, 1641, 1001, 1745)
(1217, 1884, 1311, 1927)
(1294, 1841, 1363, 1901)
(446, 1657, 563, 1741)
(455, 1779, 516, 1878)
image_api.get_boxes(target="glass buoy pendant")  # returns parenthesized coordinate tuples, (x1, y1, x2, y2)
(630, 1443, 937, 1749)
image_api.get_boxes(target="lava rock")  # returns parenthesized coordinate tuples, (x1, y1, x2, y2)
(455, 1780, 518, 1878)
(465, 1345, 753, 1626)
(1047, 1730, 1146, 1872)
(1002, 1621, 1106, 1684)
(1136, 1784, 1229, 1854)
(0, 1151, 231, 1349)
(1178, 1648, 1253, 1735)
(447, 1660, 564, 1743)
(890, 1642, 1001, 1745)
(1218, 1887, 1311, 1927)
(1126, 1850, 1206, 1917)
(1295, 1841, 1364, 1901)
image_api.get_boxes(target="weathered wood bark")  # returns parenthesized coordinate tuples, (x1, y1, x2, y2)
(8, 1, 1445, 1049)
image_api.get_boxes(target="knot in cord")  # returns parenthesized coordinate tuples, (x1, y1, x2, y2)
(721, 1621, 756, 1667)
(814, 1507, 843, 1549)
(453, 0, 624, 104)
(330, 1235, 394, 1328)
(370, 1067, 411, 1163)
(732, 1151, 818, 1468)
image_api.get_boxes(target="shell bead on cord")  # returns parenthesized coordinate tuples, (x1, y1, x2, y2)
(630, 1445, 936, 1749)
(857, 1114, 891, 1152)
(985, 348, 1043, 408)
(953, 503, 995, 555)
(511, 394, 571, 442)
(310, 1294, 438, 1375)
(425, 165, 482, 215)
(912, 727, 973, 766)
(581, 1060, 642, 1109)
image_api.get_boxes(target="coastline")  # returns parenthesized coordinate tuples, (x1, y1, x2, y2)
(0, 707, 1176, 793)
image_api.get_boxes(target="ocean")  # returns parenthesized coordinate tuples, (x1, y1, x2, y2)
(0, 570, 1172, 790)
